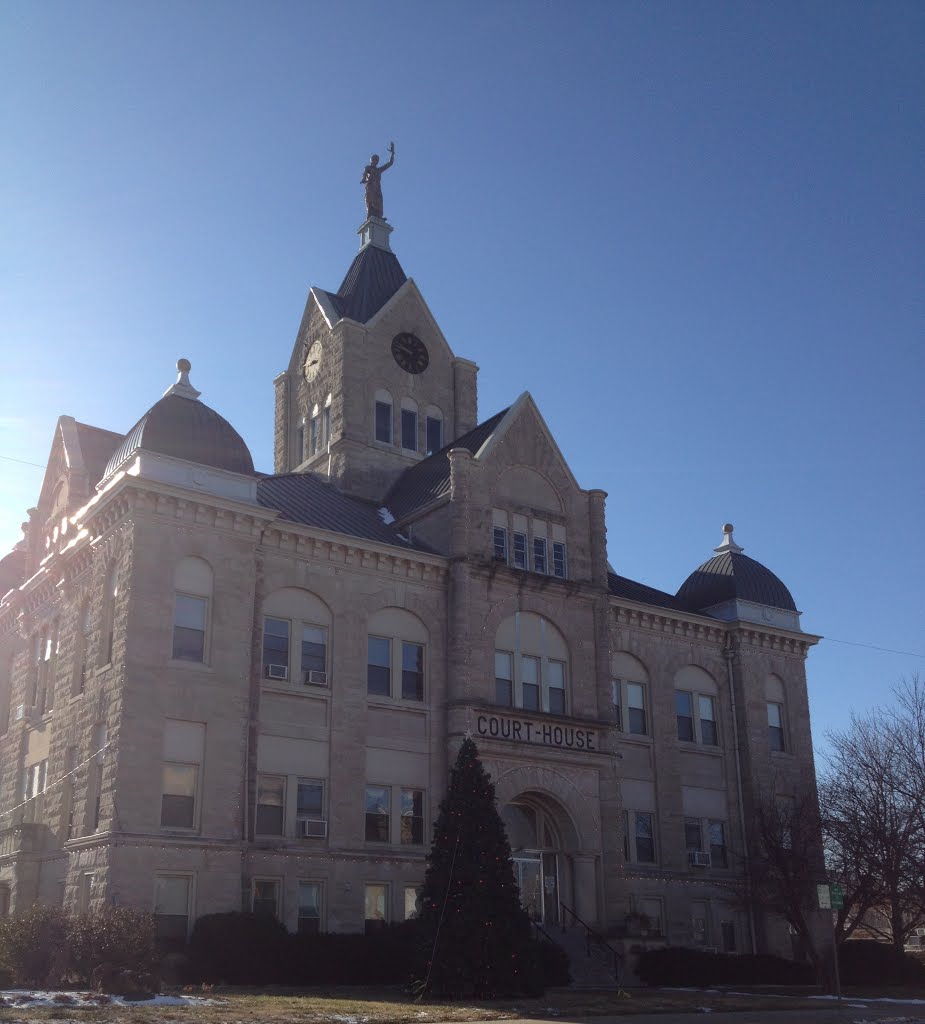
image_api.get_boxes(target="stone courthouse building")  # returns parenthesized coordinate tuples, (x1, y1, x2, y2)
(0, 180, 821, 962)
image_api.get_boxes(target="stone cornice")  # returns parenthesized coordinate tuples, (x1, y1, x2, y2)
(610, 598, 819, 659)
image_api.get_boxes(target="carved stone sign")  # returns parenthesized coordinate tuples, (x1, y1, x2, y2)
(476, 713, 596, 751)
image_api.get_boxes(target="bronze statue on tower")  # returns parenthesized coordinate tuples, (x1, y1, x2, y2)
(361, 142, 395, 220)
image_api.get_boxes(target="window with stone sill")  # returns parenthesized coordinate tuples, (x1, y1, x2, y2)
(154, 874, 193, 943)
(364, 883, 389, 932)
(623, 809, 657, 864)
(365, 784, 425, 845)
(252, 878, 281, 919)
(768, 702, 786, 752)
(490, 512, 567, 580)
(367, 636, 424, 701)
(256, 774, 285, 836)
(493, 612, 568, 715)
(685, 817, 728, 867)
(298, 881, 323, 934)
(676, 690, 719, 747)
(262, 617, 328, 687)
(161, 762, 199, 829)
(612, 679, 648, 736)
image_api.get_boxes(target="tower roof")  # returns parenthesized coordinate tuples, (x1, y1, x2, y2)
(317, 243, 408, 325)
(676, 524, 797, 612)
(104, 360, 255, 479)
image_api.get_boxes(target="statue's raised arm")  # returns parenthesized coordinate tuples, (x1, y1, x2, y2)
(361, 142, 395, 220)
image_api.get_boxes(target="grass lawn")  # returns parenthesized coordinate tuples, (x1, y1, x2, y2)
(0, 985, 889, 1023)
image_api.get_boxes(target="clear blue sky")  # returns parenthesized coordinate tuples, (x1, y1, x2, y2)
(2, 1, 922, 753)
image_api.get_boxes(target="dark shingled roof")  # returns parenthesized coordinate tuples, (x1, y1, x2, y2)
(677, 551, 797, 612)
(257, 474, 434, 552)
(320, 245, 408, 324)
(384, 408, 510, 522)
(74, 422, 123, 488)
(608, 571, 693, 612)
(104, 395, 255, 479)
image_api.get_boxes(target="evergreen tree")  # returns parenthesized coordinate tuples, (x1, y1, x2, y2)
(416, 737, 541, 998)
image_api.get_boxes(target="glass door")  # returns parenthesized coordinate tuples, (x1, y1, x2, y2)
(514, 856, 543, 921)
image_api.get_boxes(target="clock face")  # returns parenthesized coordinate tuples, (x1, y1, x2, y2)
(391, 332, 429, 374)
(303, 340, 323, 382)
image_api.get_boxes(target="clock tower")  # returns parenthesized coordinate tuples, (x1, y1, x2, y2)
(273, 199, 478, 504)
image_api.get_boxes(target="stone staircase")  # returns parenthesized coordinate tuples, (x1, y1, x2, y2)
(536, 923, 623, 989)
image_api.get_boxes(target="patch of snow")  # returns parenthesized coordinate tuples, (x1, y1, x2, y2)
(378, 507, 396, 525)
(0, 989, 219, 1009)
(811, 995, 925, 1005)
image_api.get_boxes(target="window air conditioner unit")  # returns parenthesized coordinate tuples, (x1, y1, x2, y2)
(267, 664, 288, 681)
(297, 818, 327, 839)
(13, 705, 25, 722)
(304, 670, 328, 687)
(688, 851, 712, 867)
(14, 705, 37, 723)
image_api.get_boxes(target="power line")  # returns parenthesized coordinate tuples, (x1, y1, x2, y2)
(0, 453, 45, 469)
(824, 637, 925, 660)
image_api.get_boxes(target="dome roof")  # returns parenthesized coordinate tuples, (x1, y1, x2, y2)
(104, 361, 254, 479)
(677, 524, 797, 612)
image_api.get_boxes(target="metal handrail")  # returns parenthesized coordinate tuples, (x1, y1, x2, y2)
(559, 900, 624, 984)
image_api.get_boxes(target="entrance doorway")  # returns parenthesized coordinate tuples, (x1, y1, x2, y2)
(502, 800, 565, 926)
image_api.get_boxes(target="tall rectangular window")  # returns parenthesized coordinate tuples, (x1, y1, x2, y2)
(709, 820, 728, 867)
(252, 878, 280, 919)
(768, 702, 785, 751)
(512, 532, 527, 569)
(263, 618, 290, 679)
(627, 683, 647, 735)
(552, 542, 567, 579)
(78, 872, 94, 912)
(310, 414, 319, 456)
(425, 416, 442, 455)
(699, 696, 718, 746)
(685, 818, 703, 853)
(364, 883, 388, 932)
(322, 406, 331, 449)
(401, 642, 424, 701)
(634, 811, 656, 863)
(296, 424, 305, 463)
(495, 651, 513, 706)
(154, 874, 191, 943)
(301, 625, 327, 684)
(255, 775, 285, 836)
(375, 401, 392, 443)
(404, 886, 421, 920)
(298, 881, 322, 934)
(367, 637, 391, 696)
(297, 779, 323, 821)
(160, 763, 198, 829)
(521, 655, 540, 710)
(532, 537, 547, 574)
(493, 527, 508, 563)
(721, 920, 737, 952)
(547, 660, 566, 714)
(173, 595, 207, 662)
(676, 691, 695, 742)
(401, 409, 418, 451)
(365, 786, 390, 842)
(400, 788, 424, 845)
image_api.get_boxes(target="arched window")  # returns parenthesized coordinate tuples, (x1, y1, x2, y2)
(374, 389, 393, 445)
(611, 652, 650, 736)
(323, 393, 332, 450)
(262, 588, 332, 687)
(674, 665, 719, 746)
(424, 405, 443, 456)
(172, 557, 214, 663)
(494, 612, 568, 714)
(309, 403, 321, 457)
(765, 674, 787, 752)
(367, 608, 428, 702)
(400, 397, 418, 452)
(43, 619, 59, 713)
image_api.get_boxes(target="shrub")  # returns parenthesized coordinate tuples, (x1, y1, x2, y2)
(68, 906, 159, 990)
(0, 905, 70, 987)
(839, 940, 925, 986)
(635, 946, 813, 987)
(188, 912, 288, 984)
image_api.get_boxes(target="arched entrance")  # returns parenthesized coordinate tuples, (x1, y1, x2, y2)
(501, 792, 579, 927)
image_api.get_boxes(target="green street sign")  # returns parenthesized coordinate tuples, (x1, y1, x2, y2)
(830, 884, 845, 909)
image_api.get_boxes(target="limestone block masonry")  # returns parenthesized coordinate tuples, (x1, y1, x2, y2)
(0, 211, 825, 968)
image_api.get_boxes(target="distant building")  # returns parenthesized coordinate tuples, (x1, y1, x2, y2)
(0, 206, 822, 962)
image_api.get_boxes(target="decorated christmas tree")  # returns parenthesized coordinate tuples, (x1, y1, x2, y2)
(416, 737, 541, 998)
